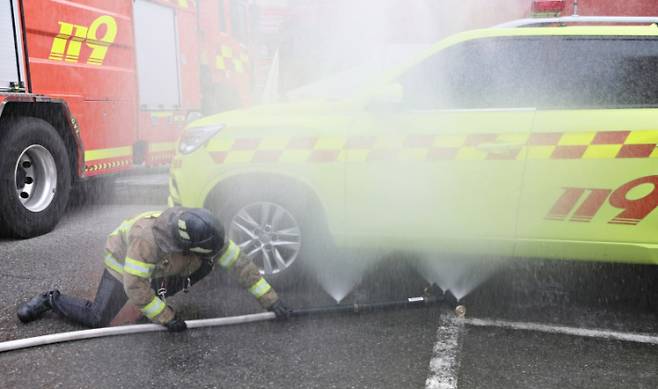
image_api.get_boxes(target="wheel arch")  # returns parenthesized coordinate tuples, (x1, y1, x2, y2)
(0, 99, 83, 183)
(203, 172, 332, 234)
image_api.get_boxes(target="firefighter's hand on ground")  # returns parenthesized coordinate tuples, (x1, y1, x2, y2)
(269, 300, 292, 320)
(164, 314, 188, 332)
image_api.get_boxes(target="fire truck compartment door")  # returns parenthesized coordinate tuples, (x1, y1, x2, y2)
(133, 0, 181, 109)
(0, 1, 23, 90)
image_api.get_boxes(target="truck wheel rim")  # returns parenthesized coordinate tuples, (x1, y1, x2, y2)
(229, 202, 302, 275)
(14, 145, 58, 212)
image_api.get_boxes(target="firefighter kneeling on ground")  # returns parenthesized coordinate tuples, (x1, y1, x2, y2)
(17, 207, 291, 331)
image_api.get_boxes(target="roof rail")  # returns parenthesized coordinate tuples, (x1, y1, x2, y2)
(496, 16, 658, 28)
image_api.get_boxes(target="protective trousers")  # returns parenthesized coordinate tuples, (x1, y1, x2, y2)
(50, 260, 214, 328)
(50, 270, 127, 328)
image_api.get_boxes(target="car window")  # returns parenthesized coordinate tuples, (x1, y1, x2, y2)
(540, 37, 658, 109)
(400, 36, 658, 110)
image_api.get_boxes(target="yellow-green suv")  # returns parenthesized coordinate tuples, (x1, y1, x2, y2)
(169, 20, 658, 276)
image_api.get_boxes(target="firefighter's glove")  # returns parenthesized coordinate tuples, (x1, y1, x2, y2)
(164, 315, 188, 332)
(269, 300, 292, 321)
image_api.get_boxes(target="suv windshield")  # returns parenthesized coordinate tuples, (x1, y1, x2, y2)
(401, 36, 658, 110)
(285, 44, 429, 100)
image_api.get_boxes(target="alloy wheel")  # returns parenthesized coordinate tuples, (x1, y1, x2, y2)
(228, 201, 302, 275)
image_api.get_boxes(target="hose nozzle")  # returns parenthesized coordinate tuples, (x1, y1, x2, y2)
(425, 284, 460, 308)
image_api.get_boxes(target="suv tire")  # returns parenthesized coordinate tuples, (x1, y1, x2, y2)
(209, 183, 331, 289)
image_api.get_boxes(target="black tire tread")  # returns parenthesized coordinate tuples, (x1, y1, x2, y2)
(0, 117, 71, 238)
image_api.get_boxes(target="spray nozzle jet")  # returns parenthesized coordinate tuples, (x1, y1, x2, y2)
(424, 283, 459, 307)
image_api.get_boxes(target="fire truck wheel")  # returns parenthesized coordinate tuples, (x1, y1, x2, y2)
(0, 117, 71, 238)
(209, 183, 332, 289)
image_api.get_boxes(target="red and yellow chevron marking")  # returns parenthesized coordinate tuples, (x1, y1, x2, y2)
(207, 130, 658, 165)
(85, 158, 132, 175)
(84, 146, 132, 175)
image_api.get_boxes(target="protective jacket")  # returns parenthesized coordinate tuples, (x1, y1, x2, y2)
(103, 210, 278, 324)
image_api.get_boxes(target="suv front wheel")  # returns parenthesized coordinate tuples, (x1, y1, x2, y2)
(208, 183, 331, 287)
(228, 200, 302, 275)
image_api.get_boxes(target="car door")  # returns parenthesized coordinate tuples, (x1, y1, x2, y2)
(343, 37, 539, 256)
(515, 36, 658, 263)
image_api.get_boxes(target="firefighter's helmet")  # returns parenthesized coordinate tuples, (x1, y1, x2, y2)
(173, 208, 225, 257)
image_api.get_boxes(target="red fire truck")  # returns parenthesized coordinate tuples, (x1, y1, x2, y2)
(531, 0, 657, 17)
(0, 0, 260, 238)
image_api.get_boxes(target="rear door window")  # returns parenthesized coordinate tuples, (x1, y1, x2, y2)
(400, 36, 658, 110)
(538, 38, 658, 108)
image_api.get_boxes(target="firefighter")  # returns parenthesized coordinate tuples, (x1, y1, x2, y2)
(17, 207, 291, 331)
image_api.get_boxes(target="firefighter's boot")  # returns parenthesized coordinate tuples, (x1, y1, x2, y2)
(17, 290, 59, 323)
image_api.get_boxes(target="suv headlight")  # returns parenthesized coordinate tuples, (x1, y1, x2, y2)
(178, 124, 224, 154)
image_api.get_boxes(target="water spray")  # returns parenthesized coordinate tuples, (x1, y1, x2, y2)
(0, 289, 462, 354)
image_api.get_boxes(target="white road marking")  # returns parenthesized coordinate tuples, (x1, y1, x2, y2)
(425, 315, 465, 389)
(464, 317, 658, 345)
(425, 314, 657, 389)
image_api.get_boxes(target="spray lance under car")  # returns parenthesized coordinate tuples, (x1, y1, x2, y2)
(1, 287, 463, 354)
(290, 286, 464, 318)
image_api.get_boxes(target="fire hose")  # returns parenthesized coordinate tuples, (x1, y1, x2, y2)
(0, 292, 462, 354)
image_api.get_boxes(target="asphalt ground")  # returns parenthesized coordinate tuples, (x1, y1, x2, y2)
(1, 182, 657, 388)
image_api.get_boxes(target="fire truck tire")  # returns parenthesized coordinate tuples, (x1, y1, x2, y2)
(0, 117, 71, 238)
(209, 184, 332, 289)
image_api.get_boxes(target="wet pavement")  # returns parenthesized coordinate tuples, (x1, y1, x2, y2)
(1, 197, 657, 388)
